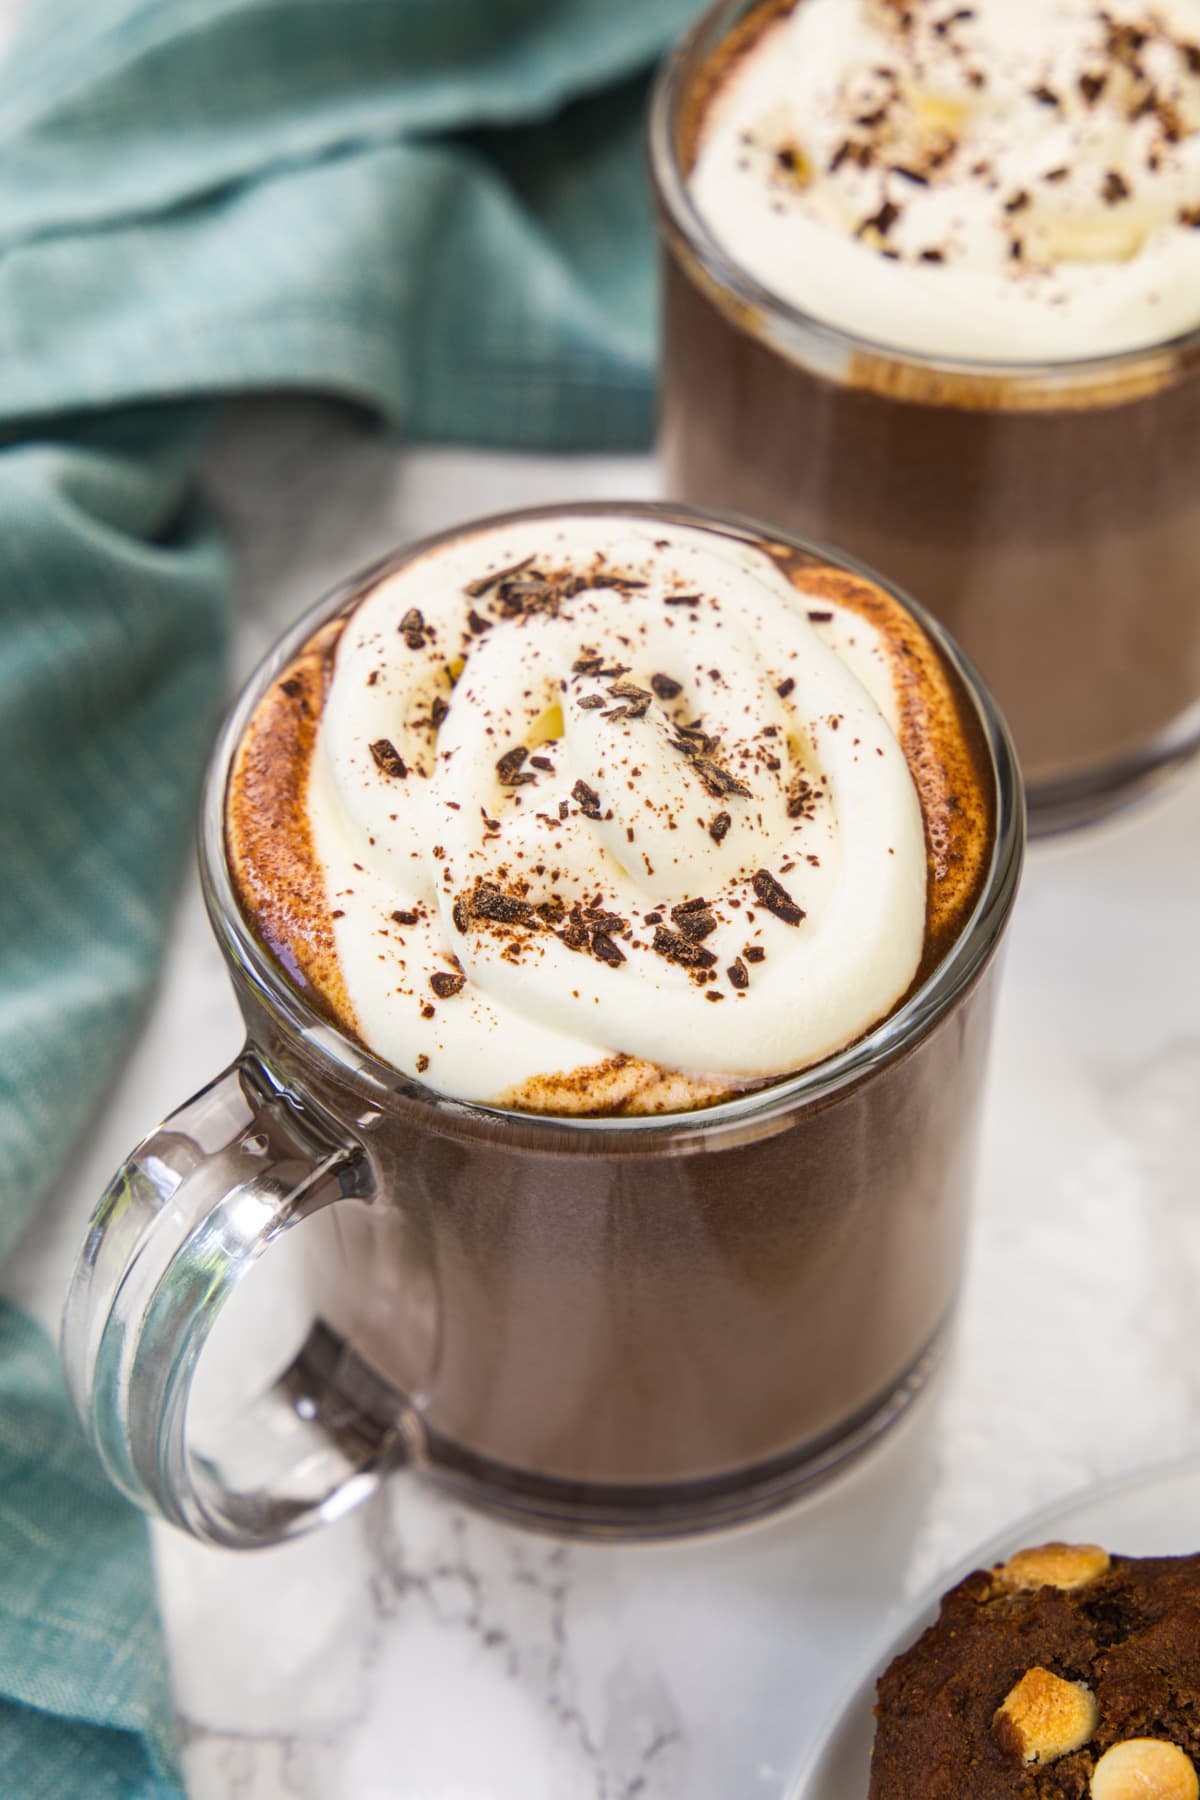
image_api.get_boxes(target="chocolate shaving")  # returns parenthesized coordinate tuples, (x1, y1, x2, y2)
(463, 555, 535, 598)
(584, 907, 626, 930)
(1157, 99, 1184, 143)
(727, 958, 749, 992)
(664, 593, 701, 607)
(608, 678, 652, 718)
(744, 946, 766, 964)
(831, 138, 874, 174)
(1102, 169, 1131, 205)
(430, 696, 449, 728)
(430, 971, 466, 999)
(472, 883, 534, 926)
(694, 759, 752, 800)
(858, 199, 900, 238)
(391, 909, 419, 926)
(709, 812, 732, 844)
(416, 1053, 430, 1074)
(591, 931, 626, 968)
(1030, 84, 1060, 107)
(650, 673, 683, 700)
(493, 568, 590, 619)
(671, 904, 717, 942)
(752, 869, 806, 927)
(452, 894, 472, 934)
(935, 6, 975, 32)
(1079, 70, 1107, 103)
(807, 610, 834, 623)
(577, 694, 605, 709)
(672, 723, 721, 758)
(776, 677, 796, 700)
(369, 738, 408, 779)
(1105, 18, 1148, 61)
(652, 927, 717, 970)
(400, 608, 427, 649)
(496, 745, 535, 786)
(572, 779, 602, 819)
(466, 609, 492, 635)
(530, 755, 554, 772)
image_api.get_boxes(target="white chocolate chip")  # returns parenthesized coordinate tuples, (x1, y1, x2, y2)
(1034, 208, 1150, 265)
(1091, 1739, 1199, 1800)
(997, 1543, 1112, 1593)
(994, 1667, 1099, 1765)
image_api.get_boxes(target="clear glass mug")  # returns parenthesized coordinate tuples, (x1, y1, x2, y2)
(650, 0, 1200, 835)
(62, 503, 1024, 1550)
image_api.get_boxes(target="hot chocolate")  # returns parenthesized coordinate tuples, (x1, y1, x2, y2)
(653, 0, 1200, 830)
(58, 508, 1023, 1545)
(206, 507, 1017, 1525)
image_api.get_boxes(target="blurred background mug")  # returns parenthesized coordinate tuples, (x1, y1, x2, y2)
(651, 0, 1200, 835)
(62, 505, 1023, 1550)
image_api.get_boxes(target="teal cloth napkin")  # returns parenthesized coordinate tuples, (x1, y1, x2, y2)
(0, 0, 696, 1787)
(0, 1302, 181, 1798)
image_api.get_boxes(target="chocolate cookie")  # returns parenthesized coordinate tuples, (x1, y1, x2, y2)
(869, 1543, 1200, 1798)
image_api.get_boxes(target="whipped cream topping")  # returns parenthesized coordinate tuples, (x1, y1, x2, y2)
(690, 0, 1200, 361)
(304, 516, 928, 1106)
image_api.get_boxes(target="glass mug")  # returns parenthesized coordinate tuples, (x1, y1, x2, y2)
(62, 503, 1023, 1550)
(650, 0, 1200, 834)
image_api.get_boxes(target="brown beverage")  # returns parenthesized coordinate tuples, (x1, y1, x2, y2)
(652, 0, 1200, 833)
(214, 504, 1020, 1533)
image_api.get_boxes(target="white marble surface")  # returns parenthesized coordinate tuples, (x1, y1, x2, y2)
(6, 399, 1200, 1799)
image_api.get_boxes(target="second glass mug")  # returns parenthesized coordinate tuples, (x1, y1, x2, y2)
(62, 503, 1023, 1550)
(650, 0, 1200, 835)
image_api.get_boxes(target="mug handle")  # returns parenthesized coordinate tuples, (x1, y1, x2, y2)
(62, 1046, 395, 1549)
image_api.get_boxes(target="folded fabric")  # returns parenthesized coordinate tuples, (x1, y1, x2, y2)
(0, 0, 695, 1786)
(0, 1301, 182, 1798)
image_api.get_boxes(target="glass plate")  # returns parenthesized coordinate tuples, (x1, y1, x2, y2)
(789, 1454, 1200, 1799)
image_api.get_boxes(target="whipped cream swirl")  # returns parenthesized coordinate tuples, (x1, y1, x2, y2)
(308, 516, 927, 1105)
(691, 0, 1200, 361)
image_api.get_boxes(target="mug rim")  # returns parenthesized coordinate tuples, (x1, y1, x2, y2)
(647, 0, 1200, 388)
(199, 499, 1024, 1144)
